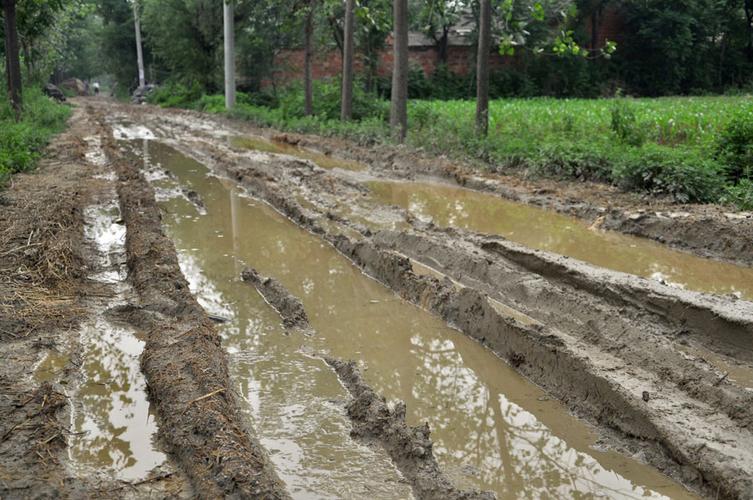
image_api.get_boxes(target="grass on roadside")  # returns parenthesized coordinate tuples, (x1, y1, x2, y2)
(0, 87, 72, 186)
(148, 81, 753, 209)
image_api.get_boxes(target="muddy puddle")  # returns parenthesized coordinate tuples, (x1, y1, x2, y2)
(135, 139, 695, 499)
(231, 135, 366, 171)
(34, 198, 165, 480)
(369, 180, 753, 301)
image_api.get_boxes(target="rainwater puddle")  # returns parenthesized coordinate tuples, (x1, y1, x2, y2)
(368, 180, 753, 301)
(231, 136, 366, 171)
(143, 140, 696, 499)
(34, 197, 165, 480)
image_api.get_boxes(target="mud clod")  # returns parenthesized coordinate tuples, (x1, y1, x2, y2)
(241, 267, 311, 331)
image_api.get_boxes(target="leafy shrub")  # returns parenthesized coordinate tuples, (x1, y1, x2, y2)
(721, 179, 753, 210)
(0, 87, 70, 185)
(532, 142, 612, 182)
(147, 81, 203, 108)
(716, 108, 753, 182)
(612, 145, 725, 203)
(611, 100, 646, 146)
(277, 79, 387, 121)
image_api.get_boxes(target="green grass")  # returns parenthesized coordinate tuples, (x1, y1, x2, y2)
(148, 83, 753, 208)
(0, 88, 72, 186)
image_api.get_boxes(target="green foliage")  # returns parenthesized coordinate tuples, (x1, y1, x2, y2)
(610, 100, 646, 146)
(715, 107, 753, 182)
(278, 80, 388, 121)
(146, 81, 203, 108)
(0, 88, 71, 185)
(721, 180, 753, 210)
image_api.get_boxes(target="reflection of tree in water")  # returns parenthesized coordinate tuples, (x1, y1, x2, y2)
(73, 322, 139, 470)
(408, 334, 666, 499)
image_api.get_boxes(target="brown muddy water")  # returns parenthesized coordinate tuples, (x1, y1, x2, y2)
(33, 199, 165, 480)
(230, 136, 366, 171)
(369, 180, 753, 301)
(132, 139, 696, 499)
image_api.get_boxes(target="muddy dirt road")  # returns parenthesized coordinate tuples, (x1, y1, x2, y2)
(1, 98, 752, 499)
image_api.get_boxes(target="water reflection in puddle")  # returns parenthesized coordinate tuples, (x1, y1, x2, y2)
(34, 196, 165, 480)
(369, 180, 753, 301)
(141, 140, 696, 499)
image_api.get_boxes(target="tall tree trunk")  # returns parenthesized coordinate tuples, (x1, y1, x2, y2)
(341, 0, 355, 120)
(223, 1, 236, 108)
(475, 0, 491, 135)
(390, 0, 409, 142)
(304, 1, 315, 116)
(746, 0, 753, 62)
(437, 27, 449, 64)
(3, 0, 22, 120)
(133, 0, 146, 88)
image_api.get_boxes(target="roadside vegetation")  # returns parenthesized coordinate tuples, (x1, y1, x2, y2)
(148, 82, 753, 209)
(0, 88, 71, 186)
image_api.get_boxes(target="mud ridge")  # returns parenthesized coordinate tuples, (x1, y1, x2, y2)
(325, 358, 495, 500)
(101, 130, 290, 498)
(237, 265, 493, 499)
(241, 267, 311, 331)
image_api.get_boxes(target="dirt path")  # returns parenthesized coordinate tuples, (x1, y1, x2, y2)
(4, 98, 752, 498)
(84, 98, 752, 499)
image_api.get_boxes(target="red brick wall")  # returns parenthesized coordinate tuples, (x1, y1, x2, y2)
(585, 4, 624, 49)
(264, 43, 508, 88)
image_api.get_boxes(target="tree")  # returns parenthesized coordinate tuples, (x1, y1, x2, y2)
(132, 0, 145, 87)
(2, 0, 22, 119)
(304, 0, 315, 115)
(414, 0, 466, 64)
(475, 0, 490, 134)
(340, 0, 354, 119)
(390, 0, 408, 141)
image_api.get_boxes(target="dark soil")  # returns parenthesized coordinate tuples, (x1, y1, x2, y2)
(241, 267, 311, 331)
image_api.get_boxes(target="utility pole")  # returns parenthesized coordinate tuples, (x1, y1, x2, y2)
(390, 0, 409, 142)
(475, 0, 491, 135)
(340, 0, 354, 120)
(2, 0, 23, 119)
(304, 1, 315, 116)
(224, 0, 236, 109)
(132, 0, 145, 88)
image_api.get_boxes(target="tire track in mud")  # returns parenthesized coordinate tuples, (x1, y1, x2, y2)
(94, 114, 290, 498)
(209, 157, 753, 500)
(241, 267, 494, 500)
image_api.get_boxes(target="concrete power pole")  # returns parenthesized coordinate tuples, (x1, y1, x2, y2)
(133, 0, 145, 88)
(223, 0, 236, 109)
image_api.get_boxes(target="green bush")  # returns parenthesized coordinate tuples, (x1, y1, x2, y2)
(0, 87, 71, 185)
(611, 100, 647, 146)
(147, 81, 204, 108)
(612, 145, 725, 203)
(716, 107, 753, 182)
(278, 79, 388, 121)
(721, 179, 753, 210)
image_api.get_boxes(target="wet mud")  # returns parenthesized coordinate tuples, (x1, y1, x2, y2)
(75, 99, 753, 499)
(241, 268, 311, 331)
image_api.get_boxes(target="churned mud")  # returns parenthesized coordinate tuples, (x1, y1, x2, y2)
(127, 134, 699, 499)
(81, 98, 753, 499)
(9, 98, 748, 498)
(101, 128, 290, 498)
(0, 105, 187, 498)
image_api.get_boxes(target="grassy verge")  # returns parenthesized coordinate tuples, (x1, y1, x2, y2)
(148, 82, 753, 209)
(0, 88, 72, 186)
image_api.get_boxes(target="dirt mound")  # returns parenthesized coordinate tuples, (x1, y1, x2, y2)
(241, 267, 310, 331)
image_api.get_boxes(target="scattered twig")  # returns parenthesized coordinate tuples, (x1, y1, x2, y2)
(181, 388, 226, 415)
(713, 372, 729, 387)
